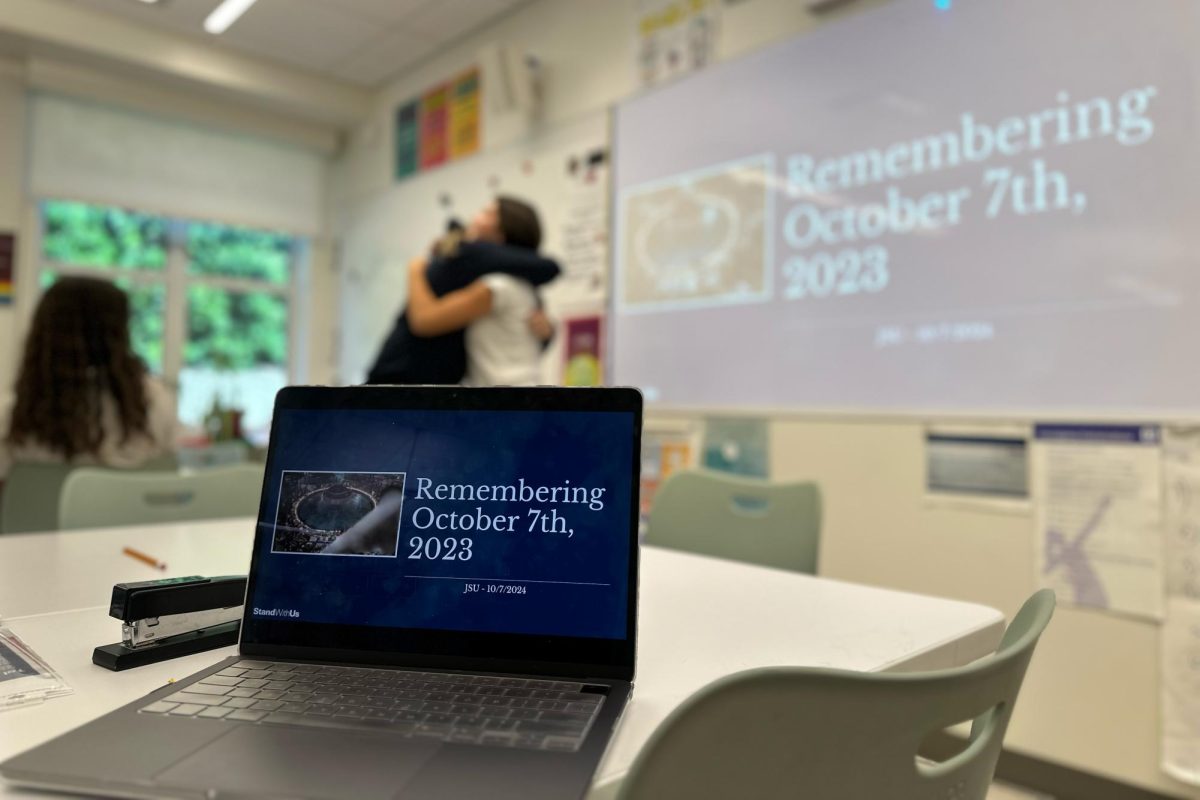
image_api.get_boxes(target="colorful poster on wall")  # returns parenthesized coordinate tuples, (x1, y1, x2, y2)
(640, 424, 699, 527)
(0, 233, 14, 305)
(448, 68, 481, 160)
(635, 0, 720, 88)
(393, 65, 484, 182)
(562, 315, 603, 387)
(419, 84, 450, 170)
(394, 100, 419, 180)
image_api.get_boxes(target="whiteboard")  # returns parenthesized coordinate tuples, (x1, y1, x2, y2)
(338, 111, 610, 384)
(611, 0, 1200, 416)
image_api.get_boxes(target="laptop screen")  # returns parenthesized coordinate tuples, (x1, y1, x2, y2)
(243, 390, 638, 669)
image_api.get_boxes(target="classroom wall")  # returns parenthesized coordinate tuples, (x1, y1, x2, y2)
(0, 61, 341, 393)
(331, 0, 886, 213)
(332, 0, 1195, 796)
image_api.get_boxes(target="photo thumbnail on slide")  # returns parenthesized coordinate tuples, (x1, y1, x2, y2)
(619, 153, 772, 311)
(271, 471, 406, 557)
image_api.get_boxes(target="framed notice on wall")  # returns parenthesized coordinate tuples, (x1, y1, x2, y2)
(0, 233, 14, 305)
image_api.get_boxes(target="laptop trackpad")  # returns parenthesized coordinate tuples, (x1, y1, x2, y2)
(155, 726, 441, 800)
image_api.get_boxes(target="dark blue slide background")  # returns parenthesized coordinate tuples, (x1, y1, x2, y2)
(250, 409, 635, 640)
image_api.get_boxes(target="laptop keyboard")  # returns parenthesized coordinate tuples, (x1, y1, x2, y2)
(139, 661, 605, 753)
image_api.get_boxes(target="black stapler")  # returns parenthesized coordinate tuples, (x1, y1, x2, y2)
(92, 575, 247, 671)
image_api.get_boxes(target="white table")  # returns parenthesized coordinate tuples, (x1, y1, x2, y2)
(0, 519, 1005, 797)
(0, 520, 255, 618)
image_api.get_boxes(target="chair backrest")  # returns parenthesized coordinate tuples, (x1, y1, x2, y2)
(645, 469, 821, 574)
(58, 463, 266, 530)
(616, 589, 1056, 800)
(0, 462, 78, 534)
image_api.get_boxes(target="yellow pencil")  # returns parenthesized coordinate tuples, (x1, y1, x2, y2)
(122, 546, 167, 571)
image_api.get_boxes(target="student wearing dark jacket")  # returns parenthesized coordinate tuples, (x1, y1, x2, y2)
(365, 197, 558, 385)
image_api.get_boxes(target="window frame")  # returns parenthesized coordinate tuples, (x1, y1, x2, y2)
(34, 199, 307, 422)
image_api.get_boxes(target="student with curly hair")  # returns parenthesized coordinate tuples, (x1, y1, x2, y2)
(0, 276, 178, 482)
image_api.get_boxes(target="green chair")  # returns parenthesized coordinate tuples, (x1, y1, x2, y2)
(58, 463, 265, 530)
(589, 589, 1055, 800)
(0, 462, 78, 534)
(645, 469, 821, 574)
(1, 456, 185, 534)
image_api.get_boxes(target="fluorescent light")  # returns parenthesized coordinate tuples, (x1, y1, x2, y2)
(204, 0, 258, 34)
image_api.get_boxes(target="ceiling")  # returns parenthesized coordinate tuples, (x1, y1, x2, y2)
(62, 0, 530, 87)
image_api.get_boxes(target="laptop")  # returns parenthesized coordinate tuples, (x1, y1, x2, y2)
(2, 385, 643, 800)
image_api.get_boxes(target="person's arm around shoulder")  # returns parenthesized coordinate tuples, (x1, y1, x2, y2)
(407, 256, 495, 336)
(455, 242, 561, 287)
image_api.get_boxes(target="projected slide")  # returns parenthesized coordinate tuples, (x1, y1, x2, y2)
(620, 155, 771, 310)
(611, 0, 1200, 413)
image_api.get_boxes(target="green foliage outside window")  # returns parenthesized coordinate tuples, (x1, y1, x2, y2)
(188, 222, 291, 284)
(186, 221, 291, 369)
(40, 201, 292, 373)
(187, 286, 287, 369)
(42, 201, 167, 270)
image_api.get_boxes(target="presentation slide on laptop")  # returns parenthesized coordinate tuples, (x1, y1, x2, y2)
(249, 408, 635, 641)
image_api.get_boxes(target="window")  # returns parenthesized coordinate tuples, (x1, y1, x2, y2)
(38, 200, 304, 443)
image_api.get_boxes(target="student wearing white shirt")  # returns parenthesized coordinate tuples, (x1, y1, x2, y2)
(407, 197, 559, 386)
